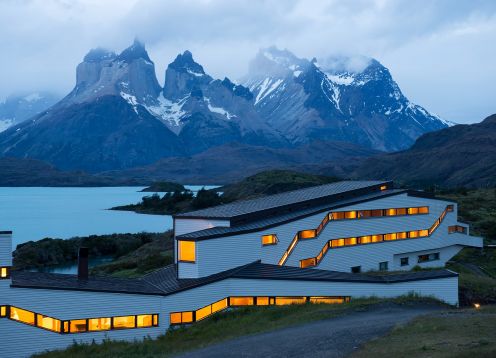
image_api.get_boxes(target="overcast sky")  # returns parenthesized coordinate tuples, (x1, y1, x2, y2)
(1, 0, 495, 123)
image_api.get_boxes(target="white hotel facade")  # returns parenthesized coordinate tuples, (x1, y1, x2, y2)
(0, 181, 483, 357)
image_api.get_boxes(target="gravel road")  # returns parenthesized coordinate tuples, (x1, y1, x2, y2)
(176, 304, 442, 358)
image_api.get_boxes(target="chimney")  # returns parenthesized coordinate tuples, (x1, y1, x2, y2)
(78, 247, 89, 280)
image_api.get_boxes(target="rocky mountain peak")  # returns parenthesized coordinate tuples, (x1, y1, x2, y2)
(168, 50, 206, 76)
(117, 38, 152, 63)
(83, 48, 116, 63)
(248, 46, 309, 79)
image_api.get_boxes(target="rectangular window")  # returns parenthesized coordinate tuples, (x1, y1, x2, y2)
(37, 314, 61, 333)
(418, 252, 440, 263)
(345, 211, 357, 219)
(371, 235, 383, 243)
(380, 185, 387, 191)
(419, 206, 429, 214)
(331, 211, 345, 220)
(230, 297, 254, 306)
(178, 240, 196, 262)
(256, 297, 270, 306)
(300, 257, 317, 268)
(0, 266, 10, 279)
(137, 314, 153, 328)
(113, 315, 136, 329)
(379, 261, 388, 271)
(88, 317, 111, 331)
(275, 297, 306, 305)
(409, 230, 419, 238)
(345, 237, 357, 246)
(10, 307, 35, 325)
(396, 208, 407, 215)
(359, 210, 372, 218)
(310, 297, 345, 304)
(0, 306, 6, 317)
(195, 305, 212, 321)
(360, 235, 372, 244)
(400, 257, 409, 266)
(419, 229, 429, 237)
(70, 319, 87, 333)
(331, 238, 345, 248)
(385, 208, 397, 216)
(408, 207, 419, 215)
(371, 209, 383, 217)
(211, 299, 228, 313)
(397, 231, 408, 239)
(299, 230, 316, 240)
(384, 233, 397, 241)
(351, 266, 361, 273)
(447, 205, 454, 212)
(261, 234, 278, 246)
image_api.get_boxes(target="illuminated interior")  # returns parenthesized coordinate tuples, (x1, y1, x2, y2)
(170, 296, 350, 325)
(0, 305, 158, 334)
(261, 234, 278, 246)
(278, 206, 430, 265)
(0, 266, 10, 279)
(178, 240, 196, 262)
(448, 225, 467, 234)
(300, 205, 452, 268)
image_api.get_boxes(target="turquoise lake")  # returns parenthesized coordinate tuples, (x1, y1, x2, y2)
(0, 186, 210, 249)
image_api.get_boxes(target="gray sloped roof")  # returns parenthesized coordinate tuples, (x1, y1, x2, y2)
(177, 189, 406, 241)
(10, 262, 457, 296)
(176, 181, 390, 222)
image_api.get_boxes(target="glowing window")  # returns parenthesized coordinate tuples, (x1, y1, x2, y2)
(447, 205, 454, 212)
(331, 239, 345, 247)
(371, 235, 383, 243)
(37, 314, 61, 332)
(70, 319, 87, 333)
(384, 233, 397, 241)
(419, 229, 429, 237)
(408, 207, 419, 215)
(310, 297, 345, 304)
(409, 230, 419, 238)
(397, 231, 408, 239)
(275, 297, 306, 305)
(170, 312, 182, 324)
(396, 208, 407, 215)
(1, 306, 6, 317)
(10, 307, 35, 325)
(256, 297, 270, 306)
(0, 267, 9, 279)
(371, 209, 383, 217)
(332, 212, 345, 220)
(88, 317, 111, 331)
(153, 314, 158, 326)
(345, 237, 357, 246)
(345, 211, 357, 219)
(196, 305, 212, 321)
(385, 208, 397, 216)
(299, 230, 316, 239)
(261, 234, 278, 246)
(137, 314, 153, 328)
(113, 316, 135, 329)
(178, 240, 196, 262)
(230, 297, 254, 306)
(300, 257, 317, 268)
(360, 236, 372, 244)
(182, 311, 193, 323)
(419, 206, 429, 214)
(380, 185, 387, 191)
(212, 299, 228, 313)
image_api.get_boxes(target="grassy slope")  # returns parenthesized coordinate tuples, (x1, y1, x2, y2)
(352, 306, 496, 358)
(34, 297, 440, 358)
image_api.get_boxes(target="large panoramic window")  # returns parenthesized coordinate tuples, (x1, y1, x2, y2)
(261, 234, 278, 246)
(298, 204, 452, 268)
(170, 296, 351, 325)
(178, 240, 196, 262)
(0, 305, 158, 334)
(278, 205, 430, 266)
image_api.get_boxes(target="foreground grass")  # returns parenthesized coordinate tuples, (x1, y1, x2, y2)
(352, 306, 496, 358)
(35, 296, 438, 358)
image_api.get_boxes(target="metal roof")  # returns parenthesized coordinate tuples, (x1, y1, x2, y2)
(176, 181, 390, 223)
(10, 262, 458, 296)
(177, 189, 406, 241)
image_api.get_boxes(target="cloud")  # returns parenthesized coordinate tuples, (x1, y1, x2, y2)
(0, 0, 495, 123)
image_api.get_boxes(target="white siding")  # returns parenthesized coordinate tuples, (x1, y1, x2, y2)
(0, 232, 12, 266)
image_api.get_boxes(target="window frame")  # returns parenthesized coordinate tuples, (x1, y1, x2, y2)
(261, 234, 278, 246)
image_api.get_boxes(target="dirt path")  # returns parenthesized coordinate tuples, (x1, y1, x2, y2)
(176, 304, 443, 358)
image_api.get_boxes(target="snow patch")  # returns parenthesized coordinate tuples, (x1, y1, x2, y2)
(205, 98, 236, 120)
(293, 70, 303, 77)
(24, 93, 42, 102)
(0, 118, 14, 133)
(326, 74, 354, 86)
(187, 69, 204, 77)
(120, 92, 139, 114)
(145, 94, 188, 131)
(254, 78, 284, 105)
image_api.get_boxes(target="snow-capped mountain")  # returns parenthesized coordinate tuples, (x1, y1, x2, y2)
(243, 47, 450, 151)
(0, 92, 59, 132)
(0, 41, 285, 171)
